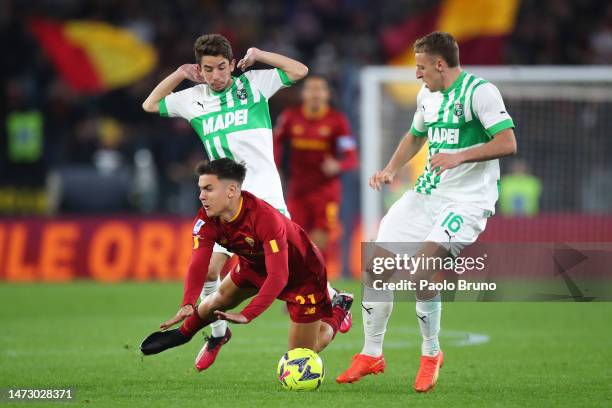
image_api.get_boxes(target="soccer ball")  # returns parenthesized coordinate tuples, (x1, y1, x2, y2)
(277, 348, 325, 391)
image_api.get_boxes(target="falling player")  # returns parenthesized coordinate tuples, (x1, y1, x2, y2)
(140, 159, 353, 360)
(336, 31, 517, 392)
(142, 34, 313, 369)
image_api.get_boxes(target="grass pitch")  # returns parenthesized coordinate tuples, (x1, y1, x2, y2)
(1, 281, 611, 407)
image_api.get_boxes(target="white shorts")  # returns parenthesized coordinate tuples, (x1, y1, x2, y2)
(376, 190, 488, 257)
(213, 194, 290, 256)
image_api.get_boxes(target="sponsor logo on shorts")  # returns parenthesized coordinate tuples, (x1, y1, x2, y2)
(305, 307, 317, 315)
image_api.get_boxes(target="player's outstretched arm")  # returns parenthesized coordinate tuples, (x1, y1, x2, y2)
(431, 128, 517, 175)
(369, 132, 427, 190)
(214, 310, 249, 324)
(142, 64, 204, 113)
(237, 47, 308, 82)
(160, 305, 194, 330)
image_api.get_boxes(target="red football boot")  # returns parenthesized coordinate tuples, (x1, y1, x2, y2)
(194, 328, 232, 371)
(339, 311, 352, 334)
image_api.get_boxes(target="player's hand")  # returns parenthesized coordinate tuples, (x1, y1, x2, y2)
(321, 156, 341, 177)
(177, 64, 205, 83)
(430, 152, 464, 175)
(369, 169, 395, 191)
(237, 48, 260, 71)
(160, 304, 194, 330)
(214, 310, 249, 324)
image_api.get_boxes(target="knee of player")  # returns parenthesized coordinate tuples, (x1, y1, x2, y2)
(212, 286, 237, 309)
(317, 322, 334, 351)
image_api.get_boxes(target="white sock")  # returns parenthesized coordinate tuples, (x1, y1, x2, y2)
(327, 283, 338, 299)
(361, 287, 394, 357)
(200, 278, 227, 338)
(416, 292, 441, 357)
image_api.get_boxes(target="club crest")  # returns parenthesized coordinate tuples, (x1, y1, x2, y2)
(236, 88, 248, 100)
(454, 103, 464, 117)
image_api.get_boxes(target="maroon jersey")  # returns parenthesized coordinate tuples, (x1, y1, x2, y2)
(182, 191, 327, 322)
(274, 106, 357, 199)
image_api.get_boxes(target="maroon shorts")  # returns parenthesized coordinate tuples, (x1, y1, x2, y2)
(230, 256, 333, 324)
(288, 194, 339, 233)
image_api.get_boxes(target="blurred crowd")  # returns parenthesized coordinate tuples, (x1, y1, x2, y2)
(1, 0, 612, 214)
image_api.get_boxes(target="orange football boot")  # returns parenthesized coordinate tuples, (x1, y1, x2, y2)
(413, 351, 444, 392)
(336, 354, 386, 384)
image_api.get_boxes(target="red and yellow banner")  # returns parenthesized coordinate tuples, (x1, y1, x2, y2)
(382, 0, 521, 66)
(0, 217, 345, 282)
(29, 19, 157, 93)
(0, 217, 191, 282)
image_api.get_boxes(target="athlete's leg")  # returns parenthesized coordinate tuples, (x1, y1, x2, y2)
(184, 273, 257, 336)
(412, 200, 487, 392)
(361, 191, 430, 357)
(139, 273, 257, 356)
(288, 321, 321, 351)
(309, 199, 338, 259)
(201, 250, 230, 337)
(315, 292, 354, 352)
(415, 201, 487, 357)
(337, 191, 429, 384)
(195, 260, 257, 371)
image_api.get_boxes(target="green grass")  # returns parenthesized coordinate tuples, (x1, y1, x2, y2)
(1, 281, 611, 407)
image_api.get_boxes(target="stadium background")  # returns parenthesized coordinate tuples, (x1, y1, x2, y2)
(1, 1, 612, 407)
(1, 0, 611, 281)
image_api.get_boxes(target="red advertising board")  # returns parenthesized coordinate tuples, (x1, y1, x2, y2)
(1, 214, 611, 282)
(0, 217, 193, 282)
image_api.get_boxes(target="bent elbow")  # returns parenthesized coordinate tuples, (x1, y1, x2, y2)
(294, 64, 309, 81)
(508, 140, 518, 155)
(142, 100, 157, 113)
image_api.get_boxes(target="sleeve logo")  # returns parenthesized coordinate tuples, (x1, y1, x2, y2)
(193, 219, 205, 234)
(269, 239, 279, 253)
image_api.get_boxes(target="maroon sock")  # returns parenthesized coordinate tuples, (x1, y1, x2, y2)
(322, 306, 347, 338)
(179, 312, 213, 337)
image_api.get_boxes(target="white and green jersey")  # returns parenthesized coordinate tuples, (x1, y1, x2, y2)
(410, 71, 515, 213)
(159, 68, 293, 208)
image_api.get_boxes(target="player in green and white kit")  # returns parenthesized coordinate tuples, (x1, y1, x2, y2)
(337, 32, 517, 392)
(142, 34, 309, 370)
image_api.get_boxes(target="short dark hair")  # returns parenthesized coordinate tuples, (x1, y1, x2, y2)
(194, 34, 233, 64)
(304, 74, 329, 85)
(414, 31, 460, 68)
(195, 158, 246, 184)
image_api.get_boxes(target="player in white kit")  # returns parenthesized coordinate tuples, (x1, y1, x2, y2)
(336, 32, 517, 392)
(142, 34, 309, 370)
